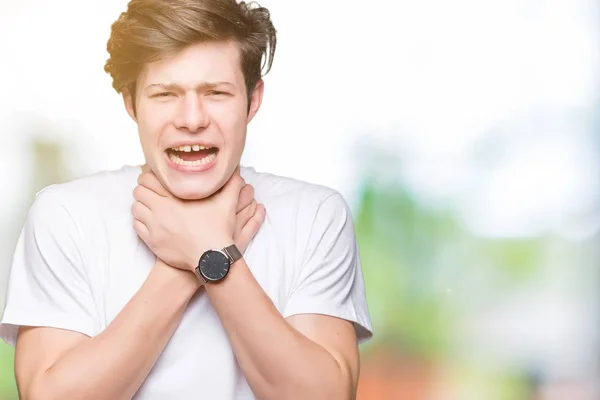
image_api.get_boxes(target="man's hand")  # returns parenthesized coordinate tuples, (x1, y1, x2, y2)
(235, 181, 265, 252)
(132, 167, 266, 271)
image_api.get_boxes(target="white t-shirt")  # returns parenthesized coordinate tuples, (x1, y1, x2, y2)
(0, 164, 372, 399)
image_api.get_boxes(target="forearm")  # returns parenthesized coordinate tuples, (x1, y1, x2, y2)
(205, 260, 349, 400)
(31, 261, 199, 400)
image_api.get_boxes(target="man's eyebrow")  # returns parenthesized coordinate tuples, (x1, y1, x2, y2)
(144, 82, 234, 91)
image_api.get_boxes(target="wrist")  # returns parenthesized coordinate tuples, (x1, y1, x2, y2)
(155, 259, 201, 291)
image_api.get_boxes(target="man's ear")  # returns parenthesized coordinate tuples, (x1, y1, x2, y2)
(246, 79, 264, 124)
(122, 88, 137, 123)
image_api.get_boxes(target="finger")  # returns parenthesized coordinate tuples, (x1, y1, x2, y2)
(237, 203, 266, 244)
(133, 184, 162, 209)
(133, 219, 150, 244)
(235, 199, 257, 233)
(131, 201, 152, 225)
(138, 172, 170, 197)
(236, 184, 255, 213)
(220, 168, 245, 205)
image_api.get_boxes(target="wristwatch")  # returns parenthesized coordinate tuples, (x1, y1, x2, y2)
(194, 244, 243, 284)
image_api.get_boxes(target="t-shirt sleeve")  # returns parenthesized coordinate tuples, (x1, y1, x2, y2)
(283, 192, 373, 343)
(0, 189, 98, 346)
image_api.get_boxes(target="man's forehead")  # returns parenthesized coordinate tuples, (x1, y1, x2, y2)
(141, 41, 243, 83)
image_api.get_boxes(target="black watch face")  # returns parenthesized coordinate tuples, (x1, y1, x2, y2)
(199, 250, 230, 282)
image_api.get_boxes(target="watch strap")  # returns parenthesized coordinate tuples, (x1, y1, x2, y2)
(223, 244, 243, 264)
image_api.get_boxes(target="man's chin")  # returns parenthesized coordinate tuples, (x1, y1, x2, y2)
(167, 180, 223, 200)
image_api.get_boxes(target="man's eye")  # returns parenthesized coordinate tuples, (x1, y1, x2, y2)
(152, 92, 174, 98)
(207, 91, 227, 96)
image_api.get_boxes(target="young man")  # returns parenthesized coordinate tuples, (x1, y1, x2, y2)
(0, 0, 372, 399)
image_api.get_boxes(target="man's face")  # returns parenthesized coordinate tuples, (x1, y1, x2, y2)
(125, 40, 263, 200)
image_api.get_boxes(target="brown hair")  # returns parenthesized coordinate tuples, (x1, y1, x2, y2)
(104, 0, 276, 109)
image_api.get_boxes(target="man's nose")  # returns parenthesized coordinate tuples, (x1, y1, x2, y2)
(174, 94, 209, 133)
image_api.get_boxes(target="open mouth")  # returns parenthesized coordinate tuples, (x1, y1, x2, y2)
(166, 145, 219, 167)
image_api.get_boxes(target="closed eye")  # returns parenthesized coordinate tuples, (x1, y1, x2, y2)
(151, 92, 175, 98)
(207, 90, 229, 96)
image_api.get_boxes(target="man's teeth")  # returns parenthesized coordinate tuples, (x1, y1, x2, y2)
(169, 151, 217, 167)
(171, 144, 212, 152)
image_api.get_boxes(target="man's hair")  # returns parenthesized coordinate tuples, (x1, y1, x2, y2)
(104, 0, 276, 107)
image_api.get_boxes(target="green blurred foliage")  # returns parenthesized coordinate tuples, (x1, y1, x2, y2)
(0, 342, 16, 399)
(355, 179, 457, 359)
(353, 172, 546, 397)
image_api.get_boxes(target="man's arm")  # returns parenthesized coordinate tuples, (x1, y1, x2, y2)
(203, 192, 370, 400)
(134, 172, 371, 400)
(11, 177, 261, 400)
(15, 260, 199, 400)
(205, 261, 359, 400)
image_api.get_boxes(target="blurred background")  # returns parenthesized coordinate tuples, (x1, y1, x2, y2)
(1, 0, 599, 399)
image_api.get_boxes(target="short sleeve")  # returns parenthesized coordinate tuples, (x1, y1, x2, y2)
(283, 192, 373, 343)
(0, 190, 98, 346)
